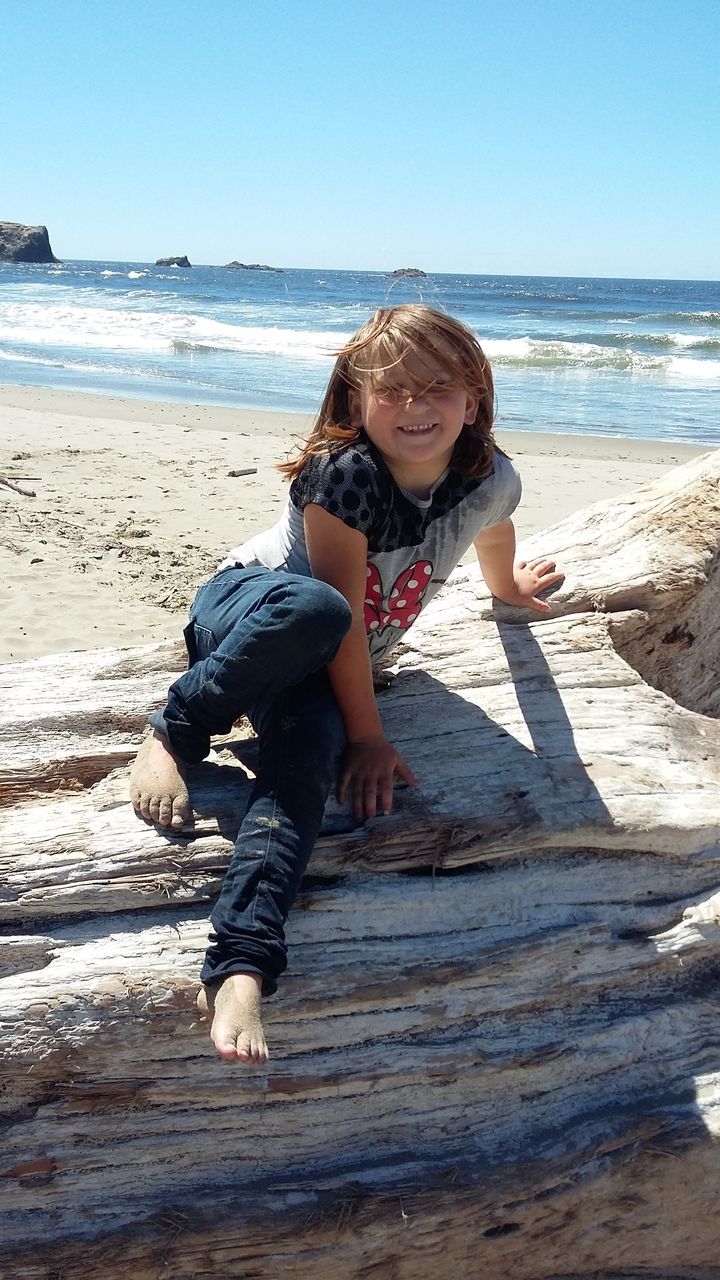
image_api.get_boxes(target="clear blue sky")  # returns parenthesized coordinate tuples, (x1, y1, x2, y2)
(2, 0, 718, 278)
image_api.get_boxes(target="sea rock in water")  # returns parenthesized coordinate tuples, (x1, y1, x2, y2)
(155, 255, 191, 267)
(224, 260, 283, 272)
(391, 267, 427, 277)
(0, 221, 60, 263)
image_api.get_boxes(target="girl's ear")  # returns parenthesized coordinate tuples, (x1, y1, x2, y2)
(348, 388, 363, 428)
(463, 394, 479, 424)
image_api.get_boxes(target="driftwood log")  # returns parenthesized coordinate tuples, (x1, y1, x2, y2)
(1, 451, 720, 1279)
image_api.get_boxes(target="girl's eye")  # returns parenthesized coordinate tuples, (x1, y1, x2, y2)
(373, 382, 456, 402)
(375, 386, 405, 402)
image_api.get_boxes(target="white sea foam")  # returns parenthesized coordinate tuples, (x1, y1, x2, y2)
(616, 329, 720, 351)
(666, 332, 720, 351)
(0, 303, 171, 353)
(172, 320, 341, 360)
(0, 347, 130, 376)
(0, 302, 342, 361)
(646, 310, 720, 326)
(0, 345, 222, 392)
(482, 336, 661, 372)
(0, 349, 49, 364)
(668, 355, 720, 379)
(1, 298, 719, 384)
(481, 337, 533, 359)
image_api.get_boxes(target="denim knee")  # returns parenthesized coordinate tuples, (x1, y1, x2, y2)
(191, 570, 351, 664)
(278, 577, 352, 664)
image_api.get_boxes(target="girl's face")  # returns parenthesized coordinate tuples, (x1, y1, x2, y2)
(350, 350, 478, 490)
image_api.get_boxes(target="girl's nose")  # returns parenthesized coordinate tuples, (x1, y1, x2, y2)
(404, 389, 427, 409)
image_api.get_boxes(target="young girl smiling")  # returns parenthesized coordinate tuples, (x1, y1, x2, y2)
(130, 304, 562, 1064)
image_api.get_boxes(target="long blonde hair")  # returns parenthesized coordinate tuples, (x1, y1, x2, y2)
(278, 304, 498, 480)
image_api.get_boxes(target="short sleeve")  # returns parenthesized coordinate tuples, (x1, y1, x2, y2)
(480, 452, 522, 528)
(290, 447, 381, 535)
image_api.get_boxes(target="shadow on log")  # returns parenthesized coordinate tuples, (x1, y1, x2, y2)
(1, 452, 720, 1279)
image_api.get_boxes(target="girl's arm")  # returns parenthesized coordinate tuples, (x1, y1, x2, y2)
(474, 518, 563, 613)
(304, 503, 417, 819)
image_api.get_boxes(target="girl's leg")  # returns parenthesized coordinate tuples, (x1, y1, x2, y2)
(131, 567, 351, 826)
(199, 673, 347, 1061)
(131, 566, 353, 1061)
(201, 671, 347, 991)
(153, 566, 352, 762)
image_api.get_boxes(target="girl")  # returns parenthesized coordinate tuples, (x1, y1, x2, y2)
(130, 304, 562, 1065)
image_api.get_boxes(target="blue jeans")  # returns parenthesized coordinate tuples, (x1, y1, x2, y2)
(150, 567, 352, 995)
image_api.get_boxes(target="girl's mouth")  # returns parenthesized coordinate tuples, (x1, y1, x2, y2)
(398, 422, 436, 435)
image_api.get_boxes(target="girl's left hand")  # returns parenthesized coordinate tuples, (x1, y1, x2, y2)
(504, 557, 564, 613)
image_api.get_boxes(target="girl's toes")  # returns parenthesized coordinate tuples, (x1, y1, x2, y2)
(249, 1036, 268, 1064)
(157, 796, 174, 827)
(214, 1034, 239, 1061)
(235, 1033, 253, 1061)
(170, 803, 187, 829)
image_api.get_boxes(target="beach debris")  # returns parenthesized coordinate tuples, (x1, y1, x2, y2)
(114, 518, 150, 539)
(227, 467, 258, 478)
(0, 475, 36, 497)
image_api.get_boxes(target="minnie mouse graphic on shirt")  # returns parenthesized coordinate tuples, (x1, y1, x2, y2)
(363, 560, 434, 657)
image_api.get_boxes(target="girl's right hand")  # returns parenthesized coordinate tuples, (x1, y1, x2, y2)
(338, 735, 418, 821)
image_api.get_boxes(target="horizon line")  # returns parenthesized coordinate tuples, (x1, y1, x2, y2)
(6, 259, 720, 286)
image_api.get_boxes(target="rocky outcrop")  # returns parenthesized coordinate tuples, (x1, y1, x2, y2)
(391, 267, 427, 277)
(0, 222, 59, 264)
(155, 256, 191, 268)
(224, 260, 283, 272)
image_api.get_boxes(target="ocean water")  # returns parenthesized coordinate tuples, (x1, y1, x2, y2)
(0, 260, 718, 445)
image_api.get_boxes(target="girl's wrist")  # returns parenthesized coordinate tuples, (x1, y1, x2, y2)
(344, 710, 384, 741)
(484, 572, 518, 600)
(347, 729, 387, 745)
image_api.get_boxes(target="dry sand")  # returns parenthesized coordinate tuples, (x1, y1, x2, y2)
(0, 383, 709, 664)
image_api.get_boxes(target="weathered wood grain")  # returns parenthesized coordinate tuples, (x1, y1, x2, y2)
(1, 450, 719, 1278)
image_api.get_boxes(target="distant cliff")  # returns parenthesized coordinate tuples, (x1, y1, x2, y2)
(156, 256, 191, 268)
(0, 222, 60, 263)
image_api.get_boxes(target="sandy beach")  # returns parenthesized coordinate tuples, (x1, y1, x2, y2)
(0, 382, 710, 664)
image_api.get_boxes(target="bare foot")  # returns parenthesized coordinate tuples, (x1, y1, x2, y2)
(197, 974, 268, 1064)
(129, 730, 191, 829)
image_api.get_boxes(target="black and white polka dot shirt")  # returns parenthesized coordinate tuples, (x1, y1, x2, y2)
(220, 439, 522, 663)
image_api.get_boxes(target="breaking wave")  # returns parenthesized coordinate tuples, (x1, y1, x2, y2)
(2, 299, 719, 381)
